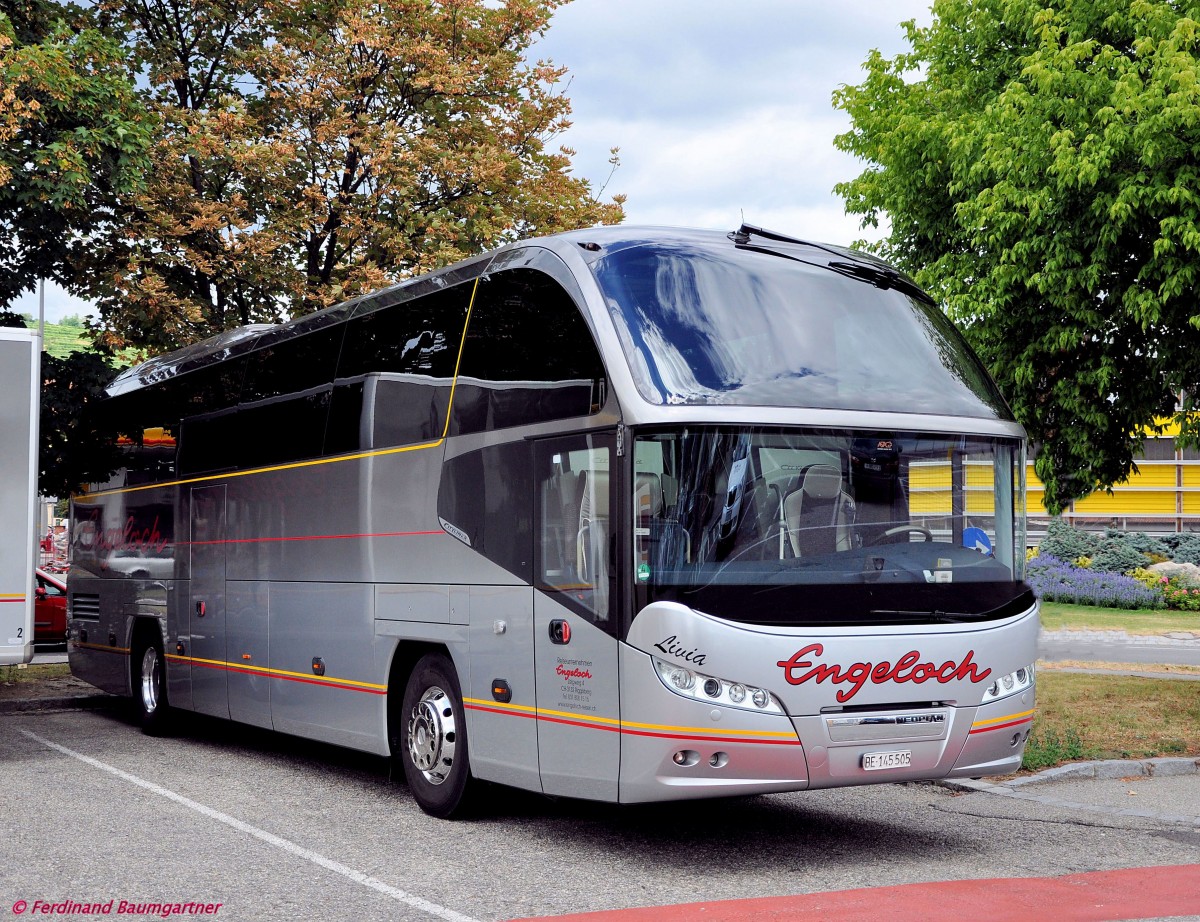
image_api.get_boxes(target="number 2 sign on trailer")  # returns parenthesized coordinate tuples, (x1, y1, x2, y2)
(0, 328, 40, 665)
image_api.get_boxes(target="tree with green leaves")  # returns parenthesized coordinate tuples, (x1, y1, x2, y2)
(81, 0, 624, 353)
(38, 349, 121, 498)
(834, 0, 1200, 514)
(0, 0, 152, 309)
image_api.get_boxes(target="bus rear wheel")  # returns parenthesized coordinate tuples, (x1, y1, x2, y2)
(398, 653, 475, 818)
(133, 631, 171, 736)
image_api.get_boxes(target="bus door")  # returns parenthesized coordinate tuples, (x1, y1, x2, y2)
(532, 433, 621, 801)
(189, 485, 229, 718)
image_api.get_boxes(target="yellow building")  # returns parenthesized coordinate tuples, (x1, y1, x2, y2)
(1028, 434, 1200, 536)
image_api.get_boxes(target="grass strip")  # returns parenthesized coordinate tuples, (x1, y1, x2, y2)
(1039, 600, 1200, 635)
(1022, 671, 1200, 771)
(0, 663, 71, 684)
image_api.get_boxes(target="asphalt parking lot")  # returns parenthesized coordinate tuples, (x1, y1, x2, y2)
(2, 705, 1198, 922)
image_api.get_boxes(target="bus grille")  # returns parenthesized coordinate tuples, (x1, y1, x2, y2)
(71, 593, 101, 620)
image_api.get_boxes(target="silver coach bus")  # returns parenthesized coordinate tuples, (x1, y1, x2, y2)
(69, 225, 1036, 817)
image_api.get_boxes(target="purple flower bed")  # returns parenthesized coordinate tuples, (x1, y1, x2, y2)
(1026, 555, 1164, 609)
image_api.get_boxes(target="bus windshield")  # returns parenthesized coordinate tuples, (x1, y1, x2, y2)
(632, 427, 1029, 626)
(592, 239, 1012, 419)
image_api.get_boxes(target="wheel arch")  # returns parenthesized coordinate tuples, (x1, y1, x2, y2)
(385, 640, 454, 754)
(128, 616, 167, 696)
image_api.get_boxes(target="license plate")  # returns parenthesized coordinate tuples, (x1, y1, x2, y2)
(862, 750, 911, 771)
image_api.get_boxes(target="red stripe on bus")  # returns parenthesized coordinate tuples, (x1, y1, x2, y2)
(969, 716, 1034, 735)
(466, 704, 801, 747)
(178, 657, 385, 694)
(186, 529, 443, 547)
(466, 703, 539, 720)
(619, 727, 802, 747)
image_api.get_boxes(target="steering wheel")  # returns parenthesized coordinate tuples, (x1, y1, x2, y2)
(867, 525, 934, 546)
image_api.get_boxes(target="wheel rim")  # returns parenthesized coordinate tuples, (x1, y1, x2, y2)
(407, 685, 456, 786)
(140, 646, 160, 714)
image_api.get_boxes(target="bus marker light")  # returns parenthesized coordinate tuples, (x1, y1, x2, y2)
(492, 679, 512, 703)
(242, 653, 252, 661)
(311, 657, 325, 676)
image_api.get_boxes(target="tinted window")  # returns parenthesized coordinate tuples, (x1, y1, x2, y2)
(449, 269, 606, 436)
(592, 242, 1011, 419)
(176, 358, 249, 476)
(102, 389, 180, 486)
(238, 324, 344, 468)
(438, 442, 533, 580)
(328, 285, 472, 453)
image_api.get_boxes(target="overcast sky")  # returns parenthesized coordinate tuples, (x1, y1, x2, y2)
(534, 0, 933, 237)
(17, 0, 933, 323)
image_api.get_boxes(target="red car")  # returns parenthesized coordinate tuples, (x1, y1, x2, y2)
(34, 568, 68, 645)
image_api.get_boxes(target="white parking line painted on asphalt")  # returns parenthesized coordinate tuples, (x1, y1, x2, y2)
(19, 729, 484, 922)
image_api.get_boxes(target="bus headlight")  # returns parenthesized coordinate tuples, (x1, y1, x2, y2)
(653, 657, 783, 714)
(981, 663, 1035, 703)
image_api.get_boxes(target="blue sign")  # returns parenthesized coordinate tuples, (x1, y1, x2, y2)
(963, 527, 992, 556)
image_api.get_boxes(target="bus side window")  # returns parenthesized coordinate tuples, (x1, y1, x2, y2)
(176, 357, 251, 477)
(450, 269, 607, 436)
(102, 389, 179, 487)
(437, 442, 533, 581)
(535, 437, 613, 629)
(238, 322, 345, 469)
(328, 284, 472, 454)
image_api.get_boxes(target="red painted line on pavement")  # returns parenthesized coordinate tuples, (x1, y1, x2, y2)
(504, 864, 1200, 922)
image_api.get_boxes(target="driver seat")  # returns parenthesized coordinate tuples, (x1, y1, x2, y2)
(783, 465, 854, 557)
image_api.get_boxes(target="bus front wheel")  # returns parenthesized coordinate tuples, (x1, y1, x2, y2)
(398, 653, 475, 818)
(133, 631, 171, 736)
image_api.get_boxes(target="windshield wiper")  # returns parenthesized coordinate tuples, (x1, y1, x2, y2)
(870, 589, 1036, 624)
(826, 261, 934, 305)
(728, 223, 935, 305)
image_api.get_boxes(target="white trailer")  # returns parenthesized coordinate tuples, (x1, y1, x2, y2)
(0, 327, 40, 665)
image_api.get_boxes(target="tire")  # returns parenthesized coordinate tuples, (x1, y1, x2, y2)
(397, 653, 475, 818)
(133, 631, 171, 736)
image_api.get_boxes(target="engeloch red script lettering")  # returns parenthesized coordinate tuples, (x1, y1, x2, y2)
(776, 643, 992, 703)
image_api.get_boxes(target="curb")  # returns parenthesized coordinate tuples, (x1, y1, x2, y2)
(938, 756, 1200, 793)
(0, 693, 119, 714)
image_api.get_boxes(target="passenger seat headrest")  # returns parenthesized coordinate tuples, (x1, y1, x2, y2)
(635, 472, 663, 518)
(801, 464, 842, 500)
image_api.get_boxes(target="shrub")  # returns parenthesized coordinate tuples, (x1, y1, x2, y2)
(1170, 534, 1200, 566)
(1026, 555, 1164, 609)
(1128, 567, 1163, 592)
(1117, 530, 1171, 559)
(1037, 520, 1098, 561)
(1089, 537, 1150, 574)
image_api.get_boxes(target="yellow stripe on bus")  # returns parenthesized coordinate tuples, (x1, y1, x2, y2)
(168, 654, 387, 690)
(83, 277, 484, 500)
(466, 697, 796, 738)
(971, 708, 1034, 729)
